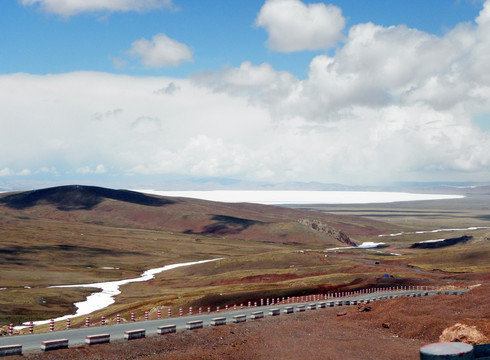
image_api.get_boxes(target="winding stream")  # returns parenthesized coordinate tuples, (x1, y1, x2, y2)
(17, 258, 223, 328)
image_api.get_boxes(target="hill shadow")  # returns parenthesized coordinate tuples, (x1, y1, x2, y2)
(0, 185, 174, 211)
(185, 214, 265, 236)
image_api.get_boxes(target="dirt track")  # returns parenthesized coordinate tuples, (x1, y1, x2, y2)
(13, 284, 489, 360)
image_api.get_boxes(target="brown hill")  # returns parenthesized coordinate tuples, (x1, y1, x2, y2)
(0, 185, 386, 246)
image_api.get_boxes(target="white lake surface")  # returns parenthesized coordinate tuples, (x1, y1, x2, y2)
(17, 258, 223, 328)
(135, 190, 464, 205)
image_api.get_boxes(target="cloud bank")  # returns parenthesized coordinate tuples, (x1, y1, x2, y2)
(2, 0, 490, 185)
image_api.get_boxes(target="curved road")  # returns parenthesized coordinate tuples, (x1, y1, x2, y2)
(0, 289, 467, 354)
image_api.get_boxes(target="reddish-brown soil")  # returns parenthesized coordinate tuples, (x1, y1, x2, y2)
(14, 285, 489, 360)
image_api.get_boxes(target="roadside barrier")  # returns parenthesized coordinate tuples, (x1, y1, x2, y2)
(85, 334, 110, 345)
(0, 344, 22, 356)
(307, 304, 317, 310)
(157, 324, 176, 335)
(268, 308, 280, 316)
(251, 311, 264, 319)
(124, 329, 145, 340)
(233, 315, 246, 323)
(210, 317, 227, 326)
(41, 339, 68, 352)
(296, 305, 305, 312)
(186, 320, 203, 330)
(283, 306, 294, 314)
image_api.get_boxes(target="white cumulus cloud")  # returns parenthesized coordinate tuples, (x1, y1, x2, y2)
(0, 168, 14, 177)
(129, 33, 193, 68)
(256, 0, 345, 52)
(19, 0, 174, 16)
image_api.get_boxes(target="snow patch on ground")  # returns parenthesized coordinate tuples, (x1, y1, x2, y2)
(419, 239, 446, 243)
(324, 242, 386, 251)
(379, 226, 490, 237)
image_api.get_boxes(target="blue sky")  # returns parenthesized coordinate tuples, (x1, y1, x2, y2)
(0, 1, 484, 77)
(0, 0, 489, 190)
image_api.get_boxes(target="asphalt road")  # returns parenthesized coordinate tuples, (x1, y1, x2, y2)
(0, 289, 467, 354)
